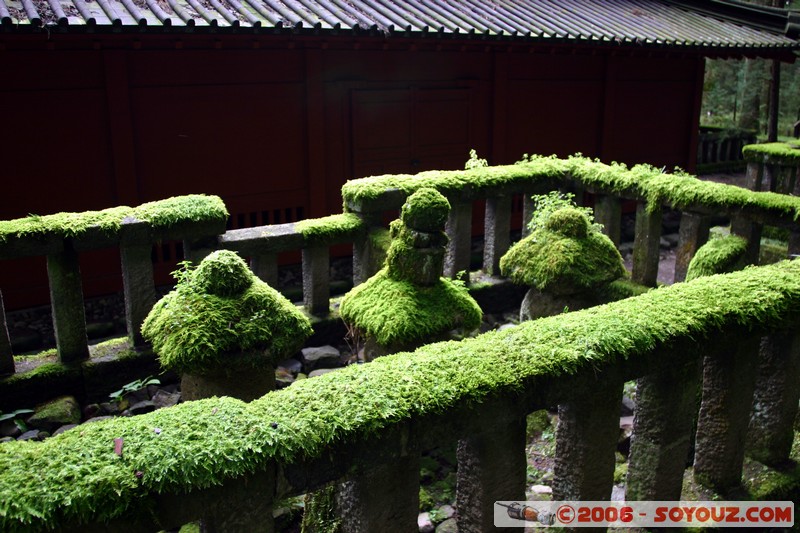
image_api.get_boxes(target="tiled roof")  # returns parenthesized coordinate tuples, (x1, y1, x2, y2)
(1, 0, 797, 51)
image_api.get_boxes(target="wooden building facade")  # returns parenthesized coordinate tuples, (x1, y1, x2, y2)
(1, 0, 798, 308)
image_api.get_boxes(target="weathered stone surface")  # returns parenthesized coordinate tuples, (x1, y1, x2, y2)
(519, 288, 597, 322)
(277, 357, 303, 376)
(746, 331, 800, 466)
(337, 453, 420, 533)
(694, 334, 760, 490)
(300, 345, 341, 373)
(47, 245, 90, 363)
(309, 368, 338, 378)
(127, 400, 157, 416)
(53, 424, 78, 436)
(418, 512, 435, 533)
(553, 377, 623, 502)
(181, 368, 275, 402)
(27, 395, 81, 433)
(435, 518, 457, 533)
(626, 360, 701, 501)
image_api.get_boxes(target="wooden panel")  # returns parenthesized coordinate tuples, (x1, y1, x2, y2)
(0, 51, 104, 91)
(604, 80, 696, 168)
(131, 83, 306, 201)
(505, 80, 604, 161)
(0, 89, 115, 220)
(129, 49, 305, 86)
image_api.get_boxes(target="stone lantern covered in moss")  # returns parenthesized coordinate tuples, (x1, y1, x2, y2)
(341, 188, 482, 358)
(500, 206, 626, 321)
(142, 250, 312, 401)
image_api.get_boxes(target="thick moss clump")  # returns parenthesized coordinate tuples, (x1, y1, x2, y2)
(401, 188, 451, 232)
(500, 207, 625, 295)
(141, 251, 312, 375)
(340, 268, 481, 347)
(685, 235, 748, 281)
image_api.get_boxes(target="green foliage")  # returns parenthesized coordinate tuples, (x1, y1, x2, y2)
(142, 252, 312, 374)
(685, 235, 748, 281)
(108, 377, 161, 403)
(742, 142, 800, 165)
(500, 207, 625, 294)
(464, 149, 488, 170)
(0, 409, 34, 433)
(295, 213, 364, 245)
(301, 484, 341, 533)
(527, 191, 599, 234)
(0, 195, 227, 244)
(339, 269, 482, 346)
(400, 188, 451, 232)
(4, 261, 800, 530)
(191, 250, 253, 297)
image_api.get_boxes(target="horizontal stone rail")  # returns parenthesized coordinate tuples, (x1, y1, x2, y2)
(2, 261, 800, 532)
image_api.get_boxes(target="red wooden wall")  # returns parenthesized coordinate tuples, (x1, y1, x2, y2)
(0, 34, 703, 309)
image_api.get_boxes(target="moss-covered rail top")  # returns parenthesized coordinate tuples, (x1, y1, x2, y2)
(0, 194, 228, 258)
(3, 260, 800, 532)
(342, 154, 800, 225)
(742, 142, 800, 165)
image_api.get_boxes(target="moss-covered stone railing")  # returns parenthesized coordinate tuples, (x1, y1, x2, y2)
(342, 148, 800, 286)
(2, 260, 800, 532)
(0, 195, 228, 371)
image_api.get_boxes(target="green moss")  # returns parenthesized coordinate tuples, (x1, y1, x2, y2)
(2, 362, 76, 385)
(295, 213, 364, 245)
(4, 261, 800, 531)
(301, 484, 342, 533)
(500, 208, 625, 294)
(342, 154, 800, 227)
(595, 279, 652, 303)
(400, 188, 451, 232)
(141, 252, 312, 374)
(544, 207, 589, 238)
(339, 268, 482, 347)
(0, 195, 227, 244)
(191, 250, 254, 297)
(742, 142, 800, 165)
(685, 235, 748, 281)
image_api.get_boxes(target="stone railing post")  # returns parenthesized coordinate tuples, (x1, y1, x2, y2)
(626, 359, 701, 500)
(250, 253, 279, 287)
(731, 160, 764, 265)
(0, 291, 13, 375)
(483, 195, 512, 276)
(521, 195, 535, 238)
(457, 400, 527, 532)
(352, 212, 384, 285)
(594, 194, 622, 247)
(120, 219, 157, 347)
(337, 453, 420, 532)
(632, 202, 662, 286)
(47, 242, 89, 363)
(693, 333, 760, 490)
(553, 375, 623, 502)
(444, 200, 472, 282)
(303, 245, 330, 316)
(746, 330, 800, 466)
(183, 235, 217, 265)
(673, 212, 710, 283)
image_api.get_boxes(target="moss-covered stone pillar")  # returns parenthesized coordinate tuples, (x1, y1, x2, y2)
(121, 220, 157, 347)
(730, 216, 761, 266)
(251, 253, 279, 287)
(337, 454, 420, 533)
(302, 245, 330, 316)
(632, 202, 662, 287)
(693, 334, 760, 491)
(47, 242, 89, 363)
(0, 291, 13, 375)
(746, 331, 800, 466)
(673, 212, 710, 283)
(457, 402, 527, 532)
(483, 195, 512, 276)
(182, 235, 217, 265)
(553, 377, 623, 502)
(444, 200, 472, 282)
(626, 359, 701, 500)
(593, 194, 622, 247)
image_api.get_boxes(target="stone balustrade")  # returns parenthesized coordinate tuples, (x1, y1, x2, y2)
(2, 146, 800, 531)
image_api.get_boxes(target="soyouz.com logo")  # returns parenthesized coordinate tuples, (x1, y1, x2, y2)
(494, 501, 794, 528)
